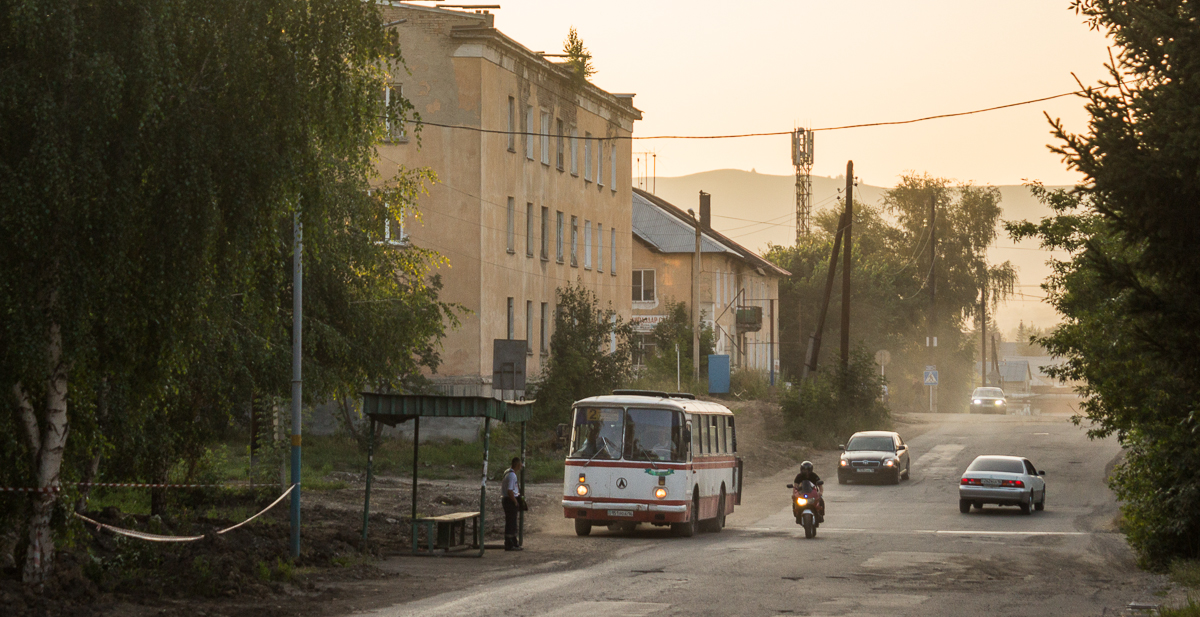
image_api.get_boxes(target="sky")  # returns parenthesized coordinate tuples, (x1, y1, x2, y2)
(468, 0, 1113, 188)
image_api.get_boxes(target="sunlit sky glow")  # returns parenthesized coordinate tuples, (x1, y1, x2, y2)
(455, 0, 1113, 188)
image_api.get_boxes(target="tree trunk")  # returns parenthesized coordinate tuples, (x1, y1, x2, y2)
(20, 319, 71, 589)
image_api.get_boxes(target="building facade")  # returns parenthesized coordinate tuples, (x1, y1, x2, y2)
(630, 188, 789, 374)
(376, 5, 641, 397)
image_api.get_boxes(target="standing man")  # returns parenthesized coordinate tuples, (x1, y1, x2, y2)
(503, 457, 523, 551)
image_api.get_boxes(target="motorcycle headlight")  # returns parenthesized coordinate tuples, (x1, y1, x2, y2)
(973, 399, 982, 405)
(839, 459, 849, 467)
(796, 497, 808, 506)
(654, 487, 667, 499)
(576, 484, 588, 497)
(884, 459, 895, 467)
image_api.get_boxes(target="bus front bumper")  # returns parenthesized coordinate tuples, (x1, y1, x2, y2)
(561, 500, 688, 523)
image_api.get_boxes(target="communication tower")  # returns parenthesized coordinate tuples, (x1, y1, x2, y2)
(792, 128, 815, 242)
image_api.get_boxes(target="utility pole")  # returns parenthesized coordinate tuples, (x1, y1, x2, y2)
(981, 268, 988, 386)
(769, 298, 776, 387)
(692, 193, 706, 383)
(802, 209, 847, 380)
(929, 194, 937, 413)
(290, 208, 303, 559)
(840, 161, 853, 371)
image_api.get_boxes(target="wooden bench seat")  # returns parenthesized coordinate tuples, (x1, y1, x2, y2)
(411, 511, 480, 553)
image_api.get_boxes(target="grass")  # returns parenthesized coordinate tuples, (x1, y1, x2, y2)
(1172, 560, 1200, 590)
(1160, 599, 1200, 617)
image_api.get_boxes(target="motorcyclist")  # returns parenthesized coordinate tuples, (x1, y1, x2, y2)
(793, 461, 825, 523)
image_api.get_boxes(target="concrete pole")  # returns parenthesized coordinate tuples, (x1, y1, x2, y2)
(290, 209, 303, 559)
(840, 161, 854, 371)
(692, 197, 704, 383)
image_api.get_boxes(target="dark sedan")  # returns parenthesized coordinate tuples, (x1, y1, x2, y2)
(837, 431, 910, 485)
(969, 387, 1008, 414)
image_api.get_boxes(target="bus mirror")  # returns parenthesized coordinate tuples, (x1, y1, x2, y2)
(682, 428, 691, 445)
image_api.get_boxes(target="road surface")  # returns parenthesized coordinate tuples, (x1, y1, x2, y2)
(355, 413, 1167, 616)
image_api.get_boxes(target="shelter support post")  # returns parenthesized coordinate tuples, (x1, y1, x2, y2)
(479, 417, 491, 556)
(361, 418, 376, 541)
(519, 421, 527, 546)
(411, 416, 420, 523)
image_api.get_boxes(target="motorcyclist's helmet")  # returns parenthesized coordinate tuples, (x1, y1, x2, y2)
(800, 461, 814, 473)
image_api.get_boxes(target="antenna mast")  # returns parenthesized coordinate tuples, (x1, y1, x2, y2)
(792, 128, 814, 242)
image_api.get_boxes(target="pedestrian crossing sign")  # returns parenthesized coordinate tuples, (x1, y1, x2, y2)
(923, 369, 938, 386)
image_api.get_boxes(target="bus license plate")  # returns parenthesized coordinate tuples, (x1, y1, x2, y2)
(856, 468, 874, 473)
(607, 509, 634, 517)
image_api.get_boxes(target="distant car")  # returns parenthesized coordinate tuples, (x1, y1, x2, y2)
(959, 455, 1046, 514)
(969, 387, 1008, 414)
(837, 431, 910, 485)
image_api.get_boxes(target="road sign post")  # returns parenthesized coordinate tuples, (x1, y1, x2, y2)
(924, 366, 938, 413)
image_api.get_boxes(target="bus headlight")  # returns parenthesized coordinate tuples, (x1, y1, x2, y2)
(576, 484, 589, 497)
(796, 497, 808, 506)
(654, 487, 667, 499)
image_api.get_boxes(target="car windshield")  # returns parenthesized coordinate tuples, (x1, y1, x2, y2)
(623, 408, 685, 462)
(569, 407, 624, 460)
(846, 436, 894, 452)
(973, 388, 1004, 398)
(966, 457, 1025, 474)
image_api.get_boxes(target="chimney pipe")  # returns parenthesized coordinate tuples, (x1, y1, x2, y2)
(699, 191, 711, 230)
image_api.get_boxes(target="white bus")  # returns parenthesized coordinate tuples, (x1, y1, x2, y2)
(562, 390, 742, 537)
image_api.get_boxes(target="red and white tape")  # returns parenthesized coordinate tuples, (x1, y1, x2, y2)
(0, 482, 281, 492)
(74, 484, 297, 543)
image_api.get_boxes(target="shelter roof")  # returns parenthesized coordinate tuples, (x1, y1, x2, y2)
(361, 393, 532, 425)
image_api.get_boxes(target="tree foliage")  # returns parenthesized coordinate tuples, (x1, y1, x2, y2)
(766, 175, 1014, 412)
(0, 0, 455, 585)
(639, 300, 714, 386)
(562, 26, 596, 88)
(532, 282, 633, 435)
(779, 348, 889, 448)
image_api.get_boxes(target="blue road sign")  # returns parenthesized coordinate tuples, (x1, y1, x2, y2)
(923, 369, 939, 386)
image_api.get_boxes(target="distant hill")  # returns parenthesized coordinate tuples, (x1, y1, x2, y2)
(637, 169, 1070, 335)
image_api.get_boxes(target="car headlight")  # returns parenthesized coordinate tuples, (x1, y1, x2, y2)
(796, 497, 808, 506)
(654, 487, 667, 499)
(839, 459, 849, 467)
(576, 484, 588, 497)
(995, 400, 1003, 406)
(884, 459, 895, 467)
(973, 399, 982, 405)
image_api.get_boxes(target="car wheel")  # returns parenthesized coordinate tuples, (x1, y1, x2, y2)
(959, 499, 970, 514)
(890, 468, 901, 485)
(972, 501, 984, 510)
(1035, 488, 1046, 512)
(1020, 493, 1032, 515)
(574, 519, 592, 536)
(902, 461, 910, 480)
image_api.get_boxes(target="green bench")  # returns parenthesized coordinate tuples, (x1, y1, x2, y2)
(411, 511, 480, 554)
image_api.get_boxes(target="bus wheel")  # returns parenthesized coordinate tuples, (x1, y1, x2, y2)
(673, 494, 698, 537)
(574, 519, 592, 537)
(715, 490, 726, 532)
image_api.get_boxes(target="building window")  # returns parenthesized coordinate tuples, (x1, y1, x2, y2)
(584, 133, 592, 182)
(597, 140, 604, 188)
(540, 111, 551, 165)
(570, 128, 579, 176)
(633, 334, 656, 367)
(506, 197, 515, 253)
(526, 202, 534, 257)
(524, 105, 534, 160)
(555, 119, 565, 170)
(383, 85, 406, 141)
(597, 223, 604, 273)
(507, 96, 515, 152)
(633, 269, 656, 302)
(540, 302, 549, 354)
(584, 220, 592, 270)
(556, 211, 564, 263)
(526, 301, 534, 354)
(507, 297, 514, 340)
(541, 206, 550, 260)
(610, 140, 617, 189)
(570, 216, 579, 267)
(610, 227, 617, 275)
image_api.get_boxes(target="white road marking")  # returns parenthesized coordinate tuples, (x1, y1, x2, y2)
(536, 602, 669, 617)
(743, 527, 1093, 537)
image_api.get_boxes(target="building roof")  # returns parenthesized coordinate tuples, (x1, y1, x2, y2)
(975, 361, 1032, 383)
(632, 188, 790, 277)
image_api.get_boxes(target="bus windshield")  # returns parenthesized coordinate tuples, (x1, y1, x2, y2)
(569, 407, 624, 460)
(623, 408, 685, 462)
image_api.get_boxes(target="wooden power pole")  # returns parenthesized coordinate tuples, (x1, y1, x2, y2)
(840, 161, 853, 371)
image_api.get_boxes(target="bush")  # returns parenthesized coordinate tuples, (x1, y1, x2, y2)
(729, 368, 771, 401)
(780, 349, 889, 448)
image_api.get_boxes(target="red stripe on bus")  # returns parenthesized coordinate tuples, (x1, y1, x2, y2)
(562, 496, 689, 506)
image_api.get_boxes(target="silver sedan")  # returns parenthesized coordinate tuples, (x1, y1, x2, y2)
(958, 455, 1046, 515)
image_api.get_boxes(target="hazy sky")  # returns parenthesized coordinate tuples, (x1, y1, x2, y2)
(477, 0, 1112, 188)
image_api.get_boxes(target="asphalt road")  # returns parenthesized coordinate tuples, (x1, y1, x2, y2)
(357, 413, 1166, 617)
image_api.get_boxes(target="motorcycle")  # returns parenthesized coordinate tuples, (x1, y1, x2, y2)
(787, 480, 824, 539)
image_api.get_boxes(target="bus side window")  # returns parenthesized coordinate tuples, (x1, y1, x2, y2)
(717, 416, 726, 454)
(728, 416, 736, 453)
(691, 417, 701, 456)
(710, 416, 718, 454)
(702, 415, 711, 455)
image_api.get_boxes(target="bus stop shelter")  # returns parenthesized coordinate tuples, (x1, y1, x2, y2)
(358, 393, 533, 557)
